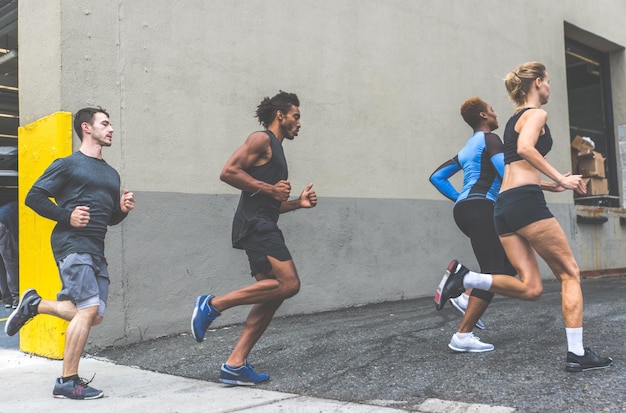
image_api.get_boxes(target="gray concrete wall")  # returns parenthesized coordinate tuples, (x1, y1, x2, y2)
(16, 1, 626, 348)
(97, 193, 479, 346)
(621, 124, 626, 207)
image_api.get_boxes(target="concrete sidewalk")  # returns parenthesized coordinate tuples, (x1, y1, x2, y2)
(0, 349, 513, 412)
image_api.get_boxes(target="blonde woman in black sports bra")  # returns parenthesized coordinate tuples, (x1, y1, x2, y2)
(435, 61, 612, 372)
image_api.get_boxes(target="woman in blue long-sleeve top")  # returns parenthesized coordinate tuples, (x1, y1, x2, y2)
(430, 97, 515, 353)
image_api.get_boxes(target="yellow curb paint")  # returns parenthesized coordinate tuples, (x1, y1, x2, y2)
(18, 112, 72, 359)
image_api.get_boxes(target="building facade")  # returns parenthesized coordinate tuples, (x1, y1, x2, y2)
(13, 1, 626, 348)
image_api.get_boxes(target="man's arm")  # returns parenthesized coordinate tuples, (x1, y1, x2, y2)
(220, 132, 291, 201)
(25, 186, 72, 224)
(279, 183, 317, 213)
(25, 158, 99, 228)
(109, 189, 135, 225)
(26, 186, 96, 228)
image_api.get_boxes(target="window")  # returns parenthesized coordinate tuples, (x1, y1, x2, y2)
(565, 38, 619, 207)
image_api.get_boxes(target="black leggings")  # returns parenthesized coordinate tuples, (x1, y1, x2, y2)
(453, 199, 516, 303)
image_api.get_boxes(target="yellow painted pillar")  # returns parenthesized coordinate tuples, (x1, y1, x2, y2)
(18, 112, 73, 359)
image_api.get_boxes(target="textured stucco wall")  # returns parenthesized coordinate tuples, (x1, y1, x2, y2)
(16, 1, 626, 348)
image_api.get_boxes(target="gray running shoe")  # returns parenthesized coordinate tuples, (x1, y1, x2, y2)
(4, 288, 41, 336)
(448, 332, 494, 353)
(53, 376, 104, 400)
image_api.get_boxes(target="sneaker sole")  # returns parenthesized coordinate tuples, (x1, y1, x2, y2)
(190, 295, 205, 342)
(434, 261, 456, 310)
(219, 377, 268, 386)
(565, 362, 613, 372)
(448, 343, 494, 353)
(219, 378, 258, 386)
(53, 392, 104, 400)
(4, 288, 37, 336)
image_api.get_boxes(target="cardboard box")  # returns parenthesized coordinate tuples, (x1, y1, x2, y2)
(575, 177, 609, 196)
(571, 135, 595, 157)
(578, 151, 605, 178)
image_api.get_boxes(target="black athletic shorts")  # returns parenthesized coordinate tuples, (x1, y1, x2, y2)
(238, 219, 292, 277)
(494, 184, 554, 235)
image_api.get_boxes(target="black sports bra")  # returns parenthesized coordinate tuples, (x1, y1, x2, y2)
(503, 108, 553, 164)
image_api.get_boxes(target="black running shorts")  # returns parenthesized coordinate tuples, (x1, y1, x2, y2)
(239, 219, 292, 277)
(494, 184, 554, 235)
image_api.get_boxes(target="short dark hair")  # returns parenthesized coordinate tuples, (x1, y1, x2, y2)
(460, 97, 488, 129)
(73, 106, 109, 141)
(255, 91, 299, 128)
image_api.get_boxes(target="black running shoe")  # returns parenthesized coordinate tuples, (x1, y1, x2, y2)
(434, 260, 468, 311)
(4, 288, 41, 336)
(566, 347, 613, 372)
(53, 376, 104, 399)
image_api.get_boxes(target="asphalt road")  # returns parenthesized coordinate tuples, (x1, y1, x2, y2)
(92, 276, 626, 412)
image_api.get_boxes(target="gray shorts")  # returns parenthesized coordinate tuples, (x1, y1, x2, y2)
(57, 253, 110, 316)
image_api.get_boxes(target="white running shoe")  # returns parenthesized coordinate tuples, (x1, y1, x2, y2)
(450, 295, 485, 330)
(448, 332, 494, 353)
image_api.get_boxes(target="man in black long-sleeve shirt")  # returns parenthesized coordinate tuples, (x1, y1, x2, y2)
(4, 107, 135, 400)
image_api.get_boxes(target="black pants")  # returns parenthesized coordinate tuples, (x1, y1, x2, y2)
(453, 199, 516, 303)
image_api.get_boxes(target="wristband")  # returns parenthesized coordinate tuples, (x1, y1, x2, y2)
(250, 183, 264, 197)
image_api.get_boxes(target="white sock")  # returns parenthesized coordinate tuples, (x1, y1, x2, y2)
(455, 332, 471, 340)
(464, 271, 492, 291)
(566, 327, 584, 356)
(459, 293, 470, 306)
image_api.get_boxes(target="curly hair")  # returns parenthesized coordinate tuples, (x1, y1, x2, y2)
(460, 97, 488, 129)
(504, 62, 547, 107)
(255, 91, 299, 128)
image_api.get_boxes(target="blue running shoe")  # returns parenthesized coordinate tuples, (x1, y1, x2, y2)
(191, 294, 221, 342)
(220, 361, 269, 386)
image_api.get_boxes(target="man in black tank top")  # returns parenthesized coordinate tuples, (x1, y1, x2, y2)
(191, 91, 318, 385)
